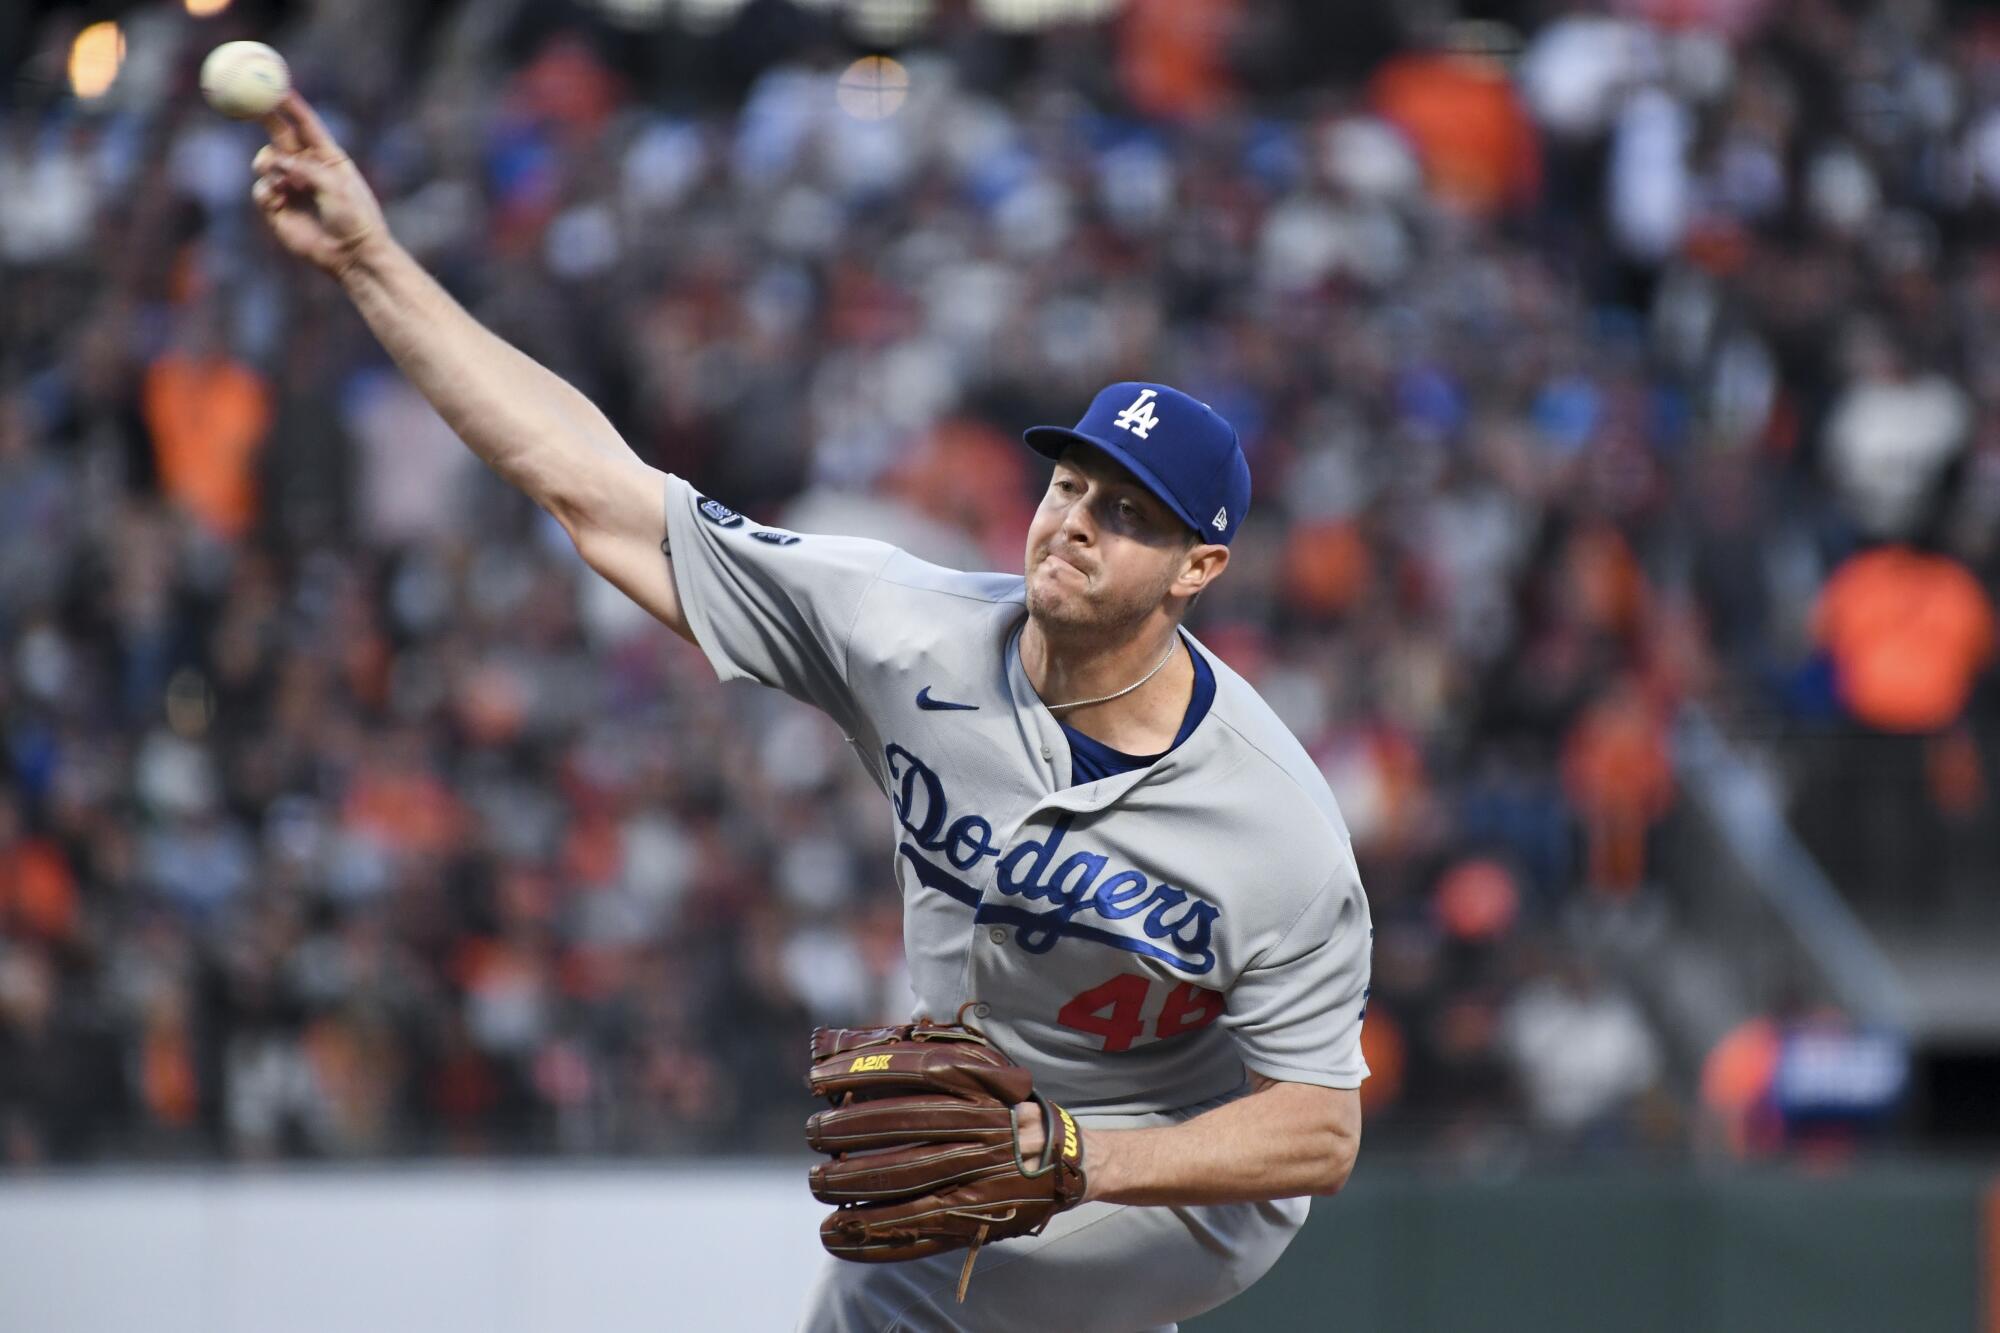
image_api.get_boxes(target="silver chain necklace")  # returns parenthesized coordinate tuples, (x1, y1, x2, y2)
(1043, 636, 1181, 713)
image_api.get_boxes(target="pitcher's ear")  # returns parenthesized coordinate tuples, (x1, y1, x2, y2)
(1180, 543, 1229, 593)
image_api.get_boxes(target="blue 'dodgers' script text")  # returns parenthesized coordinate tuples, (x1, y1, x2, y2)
(884, 742, 1220, 974)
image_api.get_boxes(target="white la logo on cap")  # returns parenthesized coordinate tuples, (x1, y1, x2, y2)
(1212, 507, 1228, 531)
(1113, 388, 1161, 440)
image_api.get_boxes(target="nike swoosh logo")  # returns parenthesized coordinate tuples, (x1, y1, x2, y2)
(916, 687, 979, 712)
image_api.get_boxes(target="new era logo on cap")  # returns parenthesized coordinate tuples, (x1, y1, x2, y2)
(1021, 382, 1253, 546)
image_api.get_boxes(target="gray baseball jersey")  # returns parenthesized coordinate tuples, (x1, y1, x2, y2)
(662, 474, 1372, 1116)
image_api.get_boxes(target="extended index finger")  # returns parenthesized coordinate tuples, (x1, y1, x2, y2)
(270, 91, 340, 155)
(261, 101, 301, 154)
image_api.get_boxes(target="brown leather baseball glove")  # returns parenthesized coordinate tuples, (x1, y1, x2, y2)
(804, 1008, 1088, 1301)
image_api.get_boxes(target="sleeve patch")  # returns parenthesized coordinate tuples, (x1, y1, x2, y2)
(697, 495, 745, 528)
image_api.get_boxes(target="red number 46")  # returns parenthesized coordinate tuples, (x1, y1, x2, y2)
(1056, 975, 1225, 1053)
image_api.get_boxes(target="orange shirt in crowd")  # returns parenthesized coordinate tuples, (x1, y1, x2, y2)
(1701, 1016, 1782, 1158)
(1562, 689, 1674, 825)
(141, 1016, 200, 1128)
(1562, 687, 1674, 894)
(1117, 0, 1242, 121)
(1370, 51, 1541, 217)
(0, 838, 78, 942)
(1813, 547, 1995, 733)
(1282, 520, 1373, 618)
(142, 352, 272, 540)
(1356, 1005, 1405, 1116)
(341, 767, 467, 858)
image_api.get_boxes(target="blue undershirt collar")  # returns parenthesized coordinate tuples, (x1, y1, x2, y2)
(1058, 637, 1216, 787)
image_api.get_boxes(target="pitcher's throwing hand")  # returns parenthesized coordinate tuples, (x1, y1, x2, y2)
(250, 93, 385, 278)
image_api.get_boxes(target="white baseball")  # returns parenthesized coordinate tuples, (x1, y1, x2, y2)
(200, 41, 290, 120)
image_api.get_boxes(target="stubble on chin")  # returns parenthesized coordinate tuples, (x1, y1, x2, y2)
(1024, 567, 1084, 630)
(1025, 560, 1167, 643)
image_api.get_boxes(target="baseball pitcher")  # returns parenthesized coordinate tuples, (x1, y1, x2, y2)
(252, 93, 1370, 1333)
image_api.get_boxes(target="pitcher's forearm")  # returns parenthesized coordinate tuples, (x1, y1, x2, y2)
(1019, 1079, 1361, 1207)
(1081, 1087, 1358, 1206)
(336, 237, 640, 529)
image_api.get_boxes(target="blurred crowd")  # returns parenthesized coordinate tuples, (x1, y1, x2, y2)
(1, 0, 1996, 1166)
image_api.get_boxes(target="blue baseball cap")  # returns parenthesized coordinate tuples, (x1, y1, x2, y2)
(1022, 382, 1252, 546)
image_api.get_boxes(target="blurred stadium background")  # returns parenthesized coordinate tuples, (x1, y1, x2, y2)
(2, 0, 1999, 1328)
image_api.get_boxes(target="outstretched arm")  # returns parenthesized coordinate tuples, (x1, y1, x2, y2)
(250, 93, 691, 641)
(1019, 1074, 1360, 1206)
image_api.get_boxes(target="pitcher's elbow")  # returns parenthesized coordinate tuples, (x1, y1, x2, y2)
(1315, 1129, 1360, 1196)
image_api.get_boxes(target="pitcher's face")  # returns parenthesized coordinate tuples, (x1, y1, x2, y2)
(1024, 445, 1194, 638)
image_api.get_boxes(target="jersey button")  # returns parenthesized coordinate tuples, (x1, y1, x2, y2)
(973, 1003, 992, 1019)
(988, 927, 1007, 945)
(1040, 745, 1052, 761)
